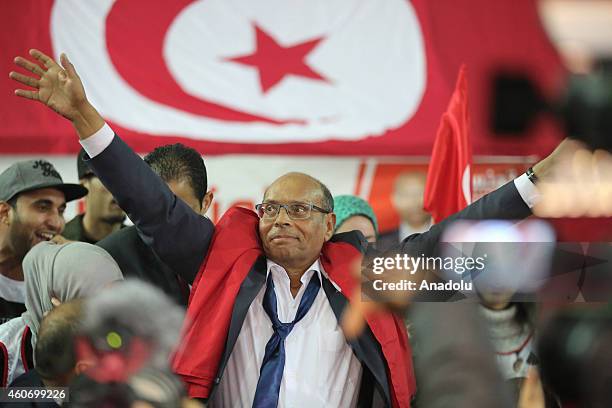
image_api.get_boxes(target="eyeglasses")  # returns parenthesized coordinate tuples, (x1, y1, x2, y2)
(255, 202, 331, 220)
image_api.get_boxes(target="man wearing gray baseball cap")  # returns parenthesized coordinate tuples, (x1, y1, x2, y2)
(0, 159, 87, 323)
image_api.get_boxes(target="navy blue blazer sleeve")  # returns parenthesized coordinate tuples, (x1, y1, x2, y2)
(399, 179, 532, 254)
(86, 134, 214, 283)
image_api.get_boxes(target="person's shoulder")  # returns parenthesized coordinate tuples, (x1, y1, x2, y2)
(330, 230, 367, 252)
(9, 368, 43, 387)
(376, 229, 400, 251)
(97, 225, 140, 249)
(64, 213, 84, 228)
(378, 228, 399, 240)
(97, 225, 151, 266)
(0, 316, 25, 334)
(62, 214, 84, 239)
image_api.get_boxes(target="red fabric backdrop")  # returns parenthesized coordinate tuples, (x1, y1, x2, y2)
(0, 0, 564, 156)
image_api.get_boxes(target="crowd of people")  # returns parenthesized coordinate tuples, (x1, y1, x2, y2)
(0, 48, 610, 408)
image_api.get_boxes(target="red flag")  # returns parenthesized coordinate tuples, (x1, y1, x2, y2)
(1, 0, 562, 156)
(424, 64, 472, 223)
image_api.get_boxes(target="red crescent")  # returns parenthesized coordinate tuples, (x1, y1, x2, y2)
(106, 0, 305, 125)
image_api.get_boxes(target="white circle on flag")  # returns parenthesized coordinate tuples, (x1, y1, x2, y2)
(51, 0, 426, 143)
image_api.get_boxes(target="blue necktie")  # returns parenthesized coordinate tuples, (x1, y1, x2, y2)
(252, 272, 321, 408)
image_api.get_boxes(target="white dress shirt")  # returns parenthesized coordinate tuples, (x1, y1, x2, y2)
(210, 260, 363, 408)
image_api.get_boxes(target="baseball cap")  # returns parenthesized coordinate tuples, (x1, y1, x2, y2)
(0, 159, 88, 203)
(76, 148, 95, 179)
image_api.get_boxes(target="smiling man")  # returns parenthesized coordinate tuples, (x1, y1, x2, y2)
(0, 160, 87, 323)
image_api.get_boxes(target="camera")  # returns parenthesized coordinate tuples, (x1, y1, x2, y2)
(491, 58, 612, 152)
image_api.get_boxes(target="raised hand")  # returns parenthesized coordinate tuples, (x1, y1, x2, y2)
(341, 257, 414, 338)
(10, 49, 87, 121)
(10, 48, 104, 139)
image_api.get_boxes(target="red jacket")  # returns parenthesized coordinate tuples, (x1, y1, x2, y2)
(172, 207, 416, 407)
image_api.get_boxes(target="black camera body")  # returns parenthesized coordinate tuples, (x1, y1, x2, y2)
(491, 59, 612, 152)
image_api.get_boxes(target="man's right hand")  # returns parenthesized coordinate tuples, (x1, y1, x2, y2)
(11, 49, 87, 120)
(10, 49, 105, 139)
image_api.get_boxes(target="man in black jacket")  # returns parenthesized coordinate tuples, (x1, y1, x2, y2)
(97, 144, 213, 306)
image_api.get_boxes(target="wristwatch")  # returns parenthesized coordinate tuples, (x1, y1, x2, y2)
(526, 167, 538, 184)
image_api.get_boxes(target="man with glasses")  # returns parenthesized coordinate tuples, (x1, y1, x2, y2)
(11, 49, 560, 407)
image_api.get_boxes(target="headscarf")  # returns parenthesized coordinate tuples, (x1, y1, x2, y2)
(333, 195, 379, 233)
(21, 241, 124, 342)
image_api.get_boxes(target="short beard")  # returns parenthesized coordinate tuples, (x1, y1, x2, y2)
(7, 215, 32, 261)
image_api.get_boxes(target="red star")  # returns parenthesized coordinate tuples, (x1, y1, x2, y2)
(228, 25, 328, 93)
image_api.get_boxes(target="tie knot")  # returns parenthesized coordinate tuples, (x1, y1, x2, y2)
(274, 322, 294, 339)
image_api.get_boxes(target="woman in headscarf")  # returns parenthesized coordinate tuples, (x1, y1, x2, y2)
(0, 241, 123, 386)
(333, 195, 379, 244)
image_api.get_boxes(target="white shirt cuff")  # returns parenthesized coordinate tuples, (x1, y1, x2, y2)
(79, 123, 114, 158)
(513, 173, 540, 209)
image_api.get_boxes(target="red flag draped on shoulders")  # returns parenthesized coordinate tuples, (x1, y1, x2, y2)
(424, 64, 472, 223)
(172, 207, 415, 407)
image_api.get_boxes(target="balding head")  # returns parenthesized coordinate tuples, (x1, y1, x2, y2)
(259, 172, 336, 275)
(264, 172, 333, 212)
(36, 300, 84, 384)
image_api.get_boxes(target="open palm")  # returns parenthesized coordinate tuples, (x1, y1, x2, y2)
(10, 49, 87, 120)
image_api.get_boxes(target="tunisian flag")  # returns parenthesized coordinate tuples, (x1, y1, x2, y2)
(424, 64, 472, 223)
(0, 0, 563, 156)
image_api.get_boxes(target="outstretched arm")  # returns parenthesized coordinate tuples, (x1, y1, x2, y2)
(400, 138, 579, 254)
(341, 138, 580, 337)
(10, 50, 212, 281)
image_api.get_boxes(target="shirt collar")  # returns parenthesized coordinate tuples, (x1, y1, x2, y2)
(265, 258, 341, 291)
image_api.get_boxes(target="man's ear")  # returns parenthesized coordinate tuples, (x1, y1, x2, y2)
(200, 190, 214, 216)
(0, 201, 12, 226)
(74, 358, 95, 376)
(79, 177, 92, 191)
(324, 212, 336, 241)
